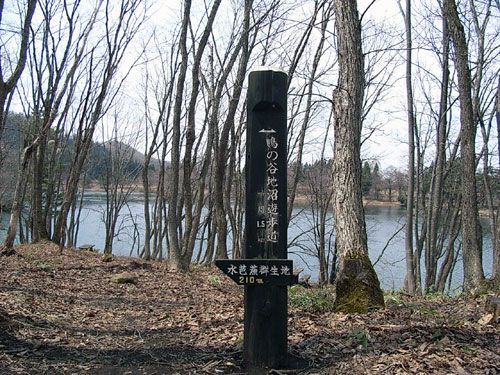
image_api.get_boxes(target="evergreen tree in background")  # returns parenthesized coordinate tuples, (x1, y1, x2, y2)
(361, 161, 372, 196)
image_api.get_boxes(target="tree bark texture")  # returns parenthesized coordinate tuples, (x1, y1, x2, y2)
(331, 0, 384, 313)
(444, 0, 485, 292)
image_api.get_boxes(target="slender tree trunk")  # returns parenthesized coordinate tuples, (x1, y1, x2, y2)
(286, 0, 322, 88)
(1, 144, 35, 253)
(414, 151, 425, 292)
(444, 0, 484, 292)
(425, 15, 449, 292)
(472, 0, 499, 286)
(32, 132, 50, 241)
(400, 0, 417, 295)
(494, 77, 500, 282)
(0, 97, 6, 141)
(182, 0, 222, 265)
(287, 4, 331, 224)
(331, 0, 384, 313)
(142, 156, 152, 260)
(54, 0, 144, 251)
(142, 80, 169, 260)
(167, 0, 191, 271)
(436, 200, 461, 292)
(214, 0, 252, 261)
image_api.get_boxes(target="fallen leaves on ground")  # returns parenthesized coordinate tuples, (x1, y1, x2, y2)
(0, 242, 498, 374)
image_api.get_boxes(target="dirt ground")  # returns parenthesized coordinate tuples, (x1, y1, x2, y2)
(0, 242, 498, 374)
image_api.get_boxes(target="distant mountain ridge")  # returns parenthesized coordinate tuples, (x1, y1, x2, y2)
(100, 139, 162, 170)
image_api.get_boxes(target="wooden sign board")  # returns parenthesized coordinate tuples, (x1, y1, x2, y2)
(215, 259, 298, 286)
(215, 68, 291, 370)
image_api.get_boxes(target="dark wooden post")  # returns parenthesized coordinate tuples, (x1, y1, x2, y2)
(244, 68, 288, 369)
(215, 68, 295, 370)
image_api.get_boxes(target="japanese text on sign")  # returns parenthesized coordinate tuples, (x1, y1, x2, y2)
(226, 263, 291, 276)
(256, 133, 280, 243)
(215, 259, 297, 286)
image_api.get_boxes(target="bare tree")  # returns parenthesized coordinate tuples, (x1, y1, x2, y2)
(304, 138, 334, 284)
(197, 14, 251, 263)
(423, 7, 450, 293)
(2, 0, 101, 253)
(53, 0, 146, 250)
(27, 0, 100, 242)
(493, 77, 500, 283)
(180, 0, 223, 262)
(100, 125, 141, 255)
(331, 0, 384, 312)
(287, 1, 332, 224)
(167, 0, 229, 270)
(0, 0, 37, 143)
(166, 0, 191, 270)
(444, 0, 485, 292)
(213, 0, 253, 261)
(140, 39, 176, 260)
(398, 0, 417, 295)
(468, 0, 500, 288)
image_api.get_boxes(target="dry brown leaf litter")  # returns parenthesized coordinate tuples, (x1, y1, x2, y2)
(0, 242, 498, 374)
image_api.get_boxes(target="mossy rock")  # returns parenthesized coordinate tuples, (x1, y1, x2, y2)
(333, 256, 384, 313)
(111, 272, 137, 284)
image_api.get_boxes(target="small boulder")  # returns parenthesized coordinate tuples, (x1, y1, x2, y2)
(78, 244, 95, 252)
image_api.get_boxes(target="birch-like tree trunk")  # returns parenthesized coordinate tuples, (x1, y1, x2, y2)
(331, 0, 384, 313)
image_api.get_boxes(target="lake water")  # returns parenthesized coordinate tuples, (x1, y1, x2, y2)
(0, 193, 493, 292)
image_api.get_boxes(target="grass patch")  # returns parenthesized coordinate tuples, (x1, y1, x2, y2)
(384, 292, 408, 307)
(34, 261, 52, 272)
(207, 275, 222, 286)
(289, 285, 335, 312)
(459, 344, 476, 354)
(417, 305, 443, 318)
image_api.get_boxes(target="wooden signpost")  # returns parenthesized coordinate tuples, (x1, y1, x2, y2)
(216, 68, 296, 370)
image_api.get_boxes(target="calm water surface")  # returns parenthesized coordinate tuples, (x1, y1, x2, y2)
(0, 193, 493, 291)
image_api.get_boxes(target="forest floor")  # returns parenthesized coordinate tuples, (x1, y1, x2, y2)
(0, 242, 498, 374)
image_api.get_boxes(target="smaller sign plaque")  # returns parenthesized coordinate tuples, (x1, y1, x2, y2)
(215, 259, 298, 286)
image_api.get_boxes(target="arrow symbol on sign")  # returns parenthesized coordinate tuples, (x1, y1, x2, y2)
(259, 129, 276, 134)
